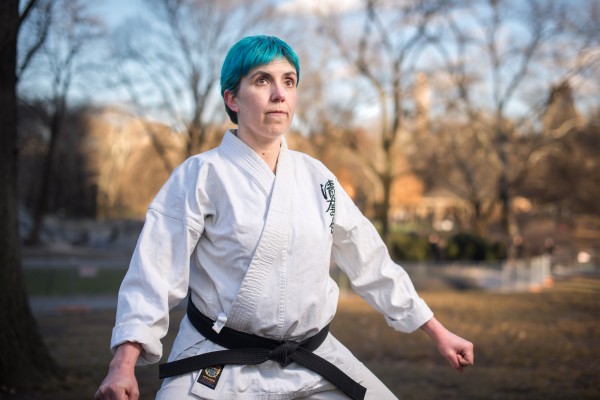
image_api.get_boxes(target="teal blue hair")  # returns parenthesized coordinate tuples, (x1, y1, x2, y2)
(220, 35, 300, 124)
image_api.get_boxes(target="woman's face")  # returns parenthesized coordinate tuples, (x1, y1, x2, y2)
(224, 58, 298, 143)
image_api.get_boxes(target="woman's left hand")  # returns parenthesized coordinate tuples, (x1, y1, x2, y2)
(421, 317, 474, 372)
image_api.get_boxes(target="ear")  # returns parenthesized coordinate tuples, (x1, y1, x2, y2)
(224, 90, 239, 112)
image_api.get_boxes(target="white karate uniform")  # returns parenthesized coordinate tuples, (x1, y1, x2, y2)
(111, 131, 433, 399)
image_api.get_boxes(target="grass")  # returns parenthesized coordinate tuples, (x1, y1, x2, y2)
(3, 275, 599, 399)
(334, 278, 600, 399)
(23, 268, 126, 295)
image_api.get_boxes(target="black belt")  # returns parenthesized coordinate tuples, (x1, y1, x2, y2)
(159, 300, 366, 400)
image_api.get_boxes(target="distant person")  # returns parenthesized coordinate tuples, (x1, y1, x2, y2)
(95, 35, 474, 400)
(513, 234, 525, 259)
(543, 237, 555, 256)
(428, 233, 443, 262)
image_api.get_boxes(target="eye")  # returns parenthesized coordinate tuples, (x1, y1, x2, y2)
(256, 76, 268, 85)
(284, 78, 296, 87)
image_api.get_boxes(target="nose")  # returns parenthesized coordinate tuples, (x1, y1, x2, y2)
(271, 83, 286, 102)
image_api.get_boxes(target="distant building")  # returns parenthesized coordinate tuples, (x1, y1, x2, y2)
(542, 80, 586, 135)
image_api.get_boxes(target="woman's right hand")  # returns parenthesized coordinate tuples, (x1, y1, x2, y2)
(95, 342, 142, 400)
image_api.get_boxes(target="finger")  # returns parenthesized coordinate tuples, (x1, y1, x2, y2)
(454, 358, 464, 372)
(94, 387, 107, 400)
(96, 385, 126, 400)
(129, 388, 140, 400)
(445, 353, 462, 371)
(459, 349, 474, 366)
(457, 356, 470, 370)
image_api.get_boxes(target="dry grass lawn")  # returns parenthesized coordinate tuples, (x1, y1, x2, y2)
(2, 275, 599, 399)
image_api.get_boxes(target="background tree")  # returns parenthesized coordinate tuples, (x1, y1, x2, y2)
(522, 85, 600, 216)
(108, 0, 276, 162)
(0, 0, 62, 389)
(20, 0, 104, 244)
(284, 23, 380, 216)
(320, 0, 452, 243)
(19, 103, 98, 220)
(412, 0, 581, 244)
(10, 0, 600, 256)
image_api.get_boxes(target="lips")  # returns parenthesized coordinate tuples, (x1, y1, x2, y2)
(266, 110, 287, 116)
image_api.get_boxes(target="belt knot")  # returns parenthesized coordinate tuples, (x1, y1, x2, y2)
(268, 340, 299, 367)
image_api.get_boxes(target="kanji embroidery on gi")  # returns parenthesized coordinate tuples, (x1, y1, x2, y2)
(321, 179, 335, 234)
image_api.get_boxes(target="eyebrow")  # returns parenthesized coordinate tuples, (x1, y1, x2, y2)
(249, 70, 297, 80)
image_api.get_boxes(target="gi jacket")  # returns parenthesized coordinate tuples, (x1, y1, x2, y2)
(111, 131, 433, 399)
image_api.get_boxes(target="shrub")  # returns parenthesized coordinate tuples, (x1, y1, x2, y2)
(445, 232, 506, 261)
(387, 231, 506, 262)
(388, 232, 430, 261)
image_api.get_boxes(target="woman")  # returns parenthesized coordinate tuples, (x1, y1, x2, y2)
(96, 35, 473, 400)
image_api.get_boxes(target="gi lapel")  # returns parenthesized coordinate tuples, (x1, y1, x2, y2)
(224, 137, 294, 332)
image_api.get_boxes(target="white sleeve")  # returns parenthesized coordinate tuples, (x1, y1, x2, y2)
(110, 159, 205, 364)
(331, 180, 433, 333)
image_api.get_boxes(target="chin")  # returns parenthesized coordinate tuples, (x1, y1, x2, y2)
(265, 126, 289, 138)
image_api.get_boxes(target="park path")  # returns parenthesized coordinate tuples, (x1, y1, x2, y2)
(23, 242, 599, 316)
(23, 242, 131, 316)
(29, 295, 119, 315)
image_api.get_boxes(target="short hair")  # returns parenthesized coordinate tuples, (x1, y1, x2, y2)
(220, 35, 300, 124)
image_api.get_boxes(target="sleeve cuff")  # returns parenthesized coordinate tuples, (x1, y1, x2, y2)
(111, 322, 163, 365)
(384, 298, 434, 333)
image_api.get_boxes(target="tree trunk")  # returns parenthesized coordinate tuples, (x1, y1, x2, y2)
(380, 169, 393, 246)
(25, 102, 63, 245)
(0, 0, 62, 389)
(495, 116, 517, 251)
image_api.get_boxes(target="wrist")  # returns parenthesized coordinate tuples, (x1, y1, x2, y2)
(110, 342, 142, 370)
(420, 317, 448, 341)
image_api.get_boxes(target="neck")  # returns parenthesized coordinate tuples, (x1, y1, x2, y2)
(233, 129, 281, 173)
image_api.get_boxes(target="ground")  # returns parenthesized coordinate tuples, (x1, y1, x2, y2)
(1, 275, 599, 400)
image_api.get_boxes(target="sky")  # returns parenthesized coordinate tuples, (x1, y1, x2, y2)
(90, 0, 142, 28)
(91, 0, 364, 27)
(18, 0, 600, 126)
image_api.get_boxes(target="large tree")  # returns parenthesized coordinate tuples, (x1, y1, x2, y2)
(0, 0, 62, 389)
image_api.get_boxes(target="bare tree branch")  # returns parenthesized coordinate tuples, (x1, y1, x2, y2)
(18, 0, 37, 27)
(17, 0, 52, 77)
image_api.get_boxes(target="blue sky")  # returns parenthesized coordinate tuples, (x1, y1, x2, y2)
(90, 0, 142, 28)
